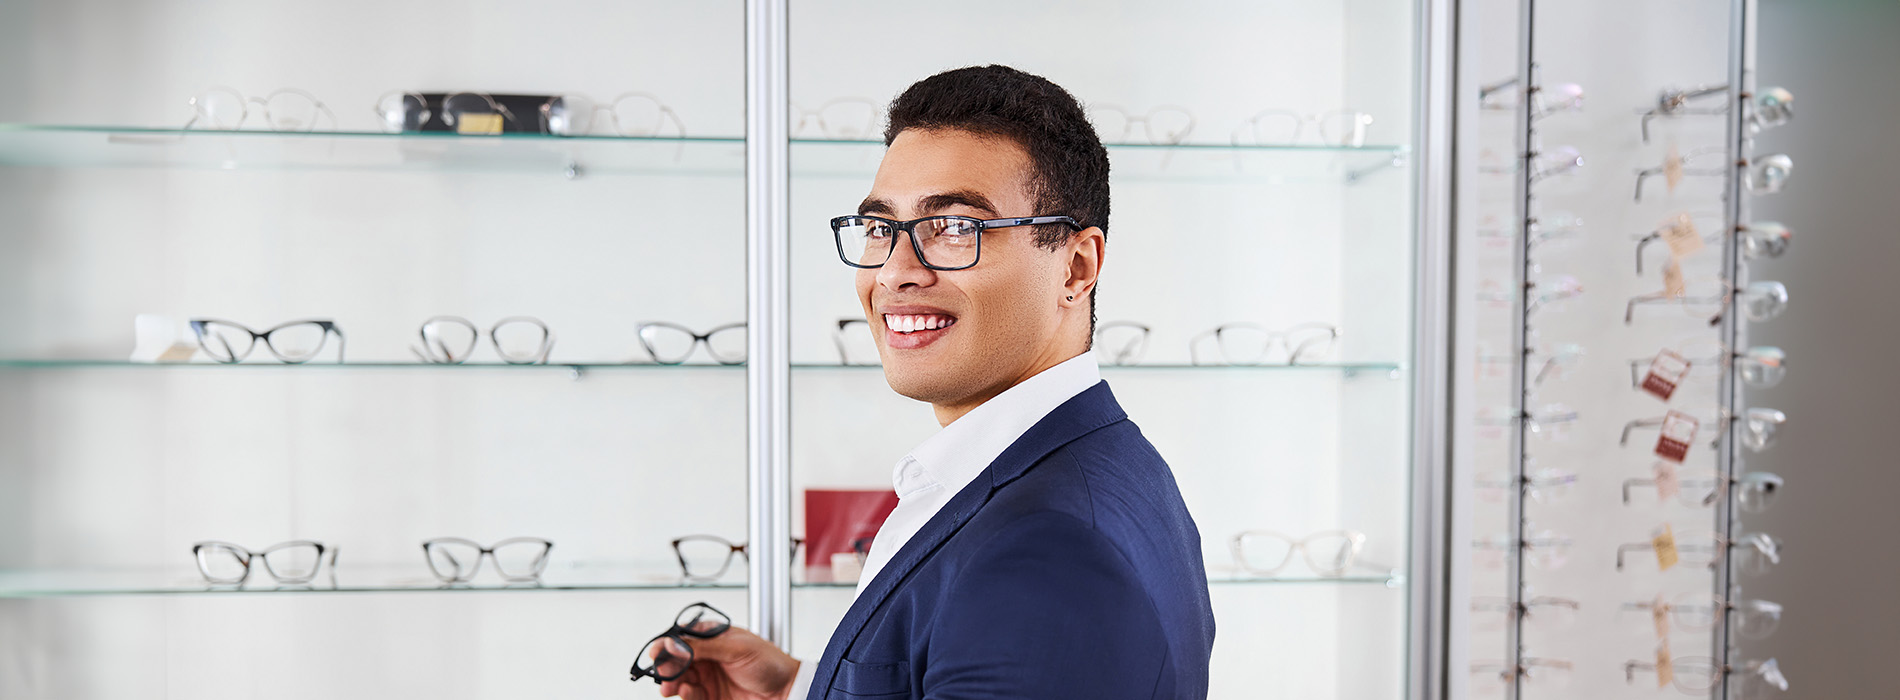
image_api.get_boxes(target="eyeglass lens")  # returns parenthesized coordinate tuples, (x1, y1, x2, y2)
(640, 324, 746, 365)
(193, 541, 328, 584)
(834, 216, 982, 270)
(634, 635, 695, 682)
(1092, 323, 1149, 366)
(194, 320, 334, 363)
(672, 535, 741, 580)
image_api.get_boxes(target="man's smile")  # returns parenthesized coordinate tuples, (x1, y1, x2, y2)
(879, 305, 959, 350)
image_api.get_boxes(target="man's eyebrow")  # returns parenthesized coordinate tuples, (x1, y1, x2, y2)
(857, 197, 894, 216)
(916, 190, 998, 218)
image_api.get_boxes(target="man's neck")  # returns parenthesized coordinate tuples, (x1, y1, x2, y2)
(930, 347, 1085, 427)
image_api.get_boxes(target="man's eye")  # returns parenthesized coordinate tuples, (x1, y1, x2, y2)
(938, 220, 980, 237)
(863, 223, 894, 238)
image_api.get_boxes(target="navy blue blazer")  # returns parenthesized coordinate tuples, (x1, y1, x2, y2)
(806, 381, 1215, 699)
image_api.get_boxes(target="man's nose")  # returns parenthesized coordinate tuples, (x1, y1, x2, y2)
(876, 229, 937, 290)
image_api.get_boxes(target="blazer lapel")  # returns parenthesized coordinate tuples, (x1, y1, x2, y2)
(805, 381, 1128, 697)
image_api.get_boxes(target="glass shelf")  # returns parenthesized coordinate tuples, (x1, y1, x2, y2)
(793, 138, 1410, 183)
(0, 564, 1401, 598)
(0, 124, 746, 177)
(0, 124, 1408, 182)
(0, 359, 1403, 374)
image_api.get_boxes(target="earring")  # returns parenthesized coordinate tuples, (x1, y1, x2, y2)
(1067, 295, 1075, 301)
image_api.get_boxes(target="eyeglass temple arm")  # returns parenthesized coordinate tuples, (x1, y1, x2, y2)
(1621, 416, 1677, 446)
(1615, 543, 1656, 571)
(1187, 329, 1218, 366)
(1635, 231, 1663, 273)
(1478, 76, 1519, 99)
(1621, 478, 1656, 504)
(1625, 661, 1657, 682)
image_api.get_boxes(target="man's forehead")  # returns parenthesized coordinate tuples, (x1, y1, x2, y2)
(861, 129, 1034, 216)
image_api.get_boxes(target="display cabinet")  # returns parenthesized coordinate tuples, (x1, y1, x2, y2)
(1455, 1, 1796, 698)
(0, 1, 1453, 698)
(777, 1, 1451, 698)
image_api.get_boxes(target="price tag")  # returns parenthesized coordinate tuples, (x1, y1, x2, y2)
(1641, 349, 1693, 400)
(1653, 524, 1680, 571)
(1655, 410, 1699, 463)
(1652, 594, 1672, 642)
(1665, 143, 1684, 193)
(456, 113, 505, 135)
(1653, 461, 1681, 502)
(1661, 213, 1706, 258)
(1656, 644, 1675, 689)
(1663, 258, 1687, 297)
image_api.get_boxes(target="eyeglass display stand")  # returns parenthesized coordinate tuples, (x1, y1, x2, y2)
(1497, 0, 1548, 693)
(1488, 1, 1785, 699)
(1711, 4, 1769, 699)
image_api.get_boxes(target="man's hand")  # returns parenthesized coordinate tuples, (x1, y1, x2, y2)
(656, 625, 800, 700)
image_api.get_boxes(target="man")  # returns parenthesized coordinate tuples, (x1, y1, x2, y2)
(659, 64, 1214, 700)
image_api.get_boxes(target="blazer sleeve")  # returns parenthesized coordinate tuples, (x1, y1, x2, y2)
(922, 510, 1171, 700)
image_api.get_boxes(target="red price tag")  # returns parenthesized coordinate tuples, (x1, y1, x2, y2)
(1655, 410, 1699, 463)
(1641, 350, 1692, 401)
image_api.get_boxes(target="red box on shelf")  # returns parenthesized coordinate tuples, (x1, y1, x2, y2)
(803, 489, 900, 579)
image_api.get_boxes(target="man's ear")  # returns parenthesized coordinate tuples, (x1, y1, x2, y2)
(1060, 226, 1105, 306)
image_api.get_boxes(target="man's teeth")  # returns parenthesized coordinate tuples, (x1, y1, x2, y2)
(885, 314, 954, 333)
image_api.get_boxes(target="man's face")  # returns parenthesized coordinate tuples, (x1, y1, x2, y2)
(856, 129, 1077, 413)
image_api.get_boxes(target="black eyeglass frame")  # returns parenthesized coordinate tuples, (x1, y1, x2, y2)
(191, 539, 339, 585)
(830, 214, 1083, 271)
(629, 602, 733, 684)
(189, 318, 346, 364)
(669, 534, 805, 582)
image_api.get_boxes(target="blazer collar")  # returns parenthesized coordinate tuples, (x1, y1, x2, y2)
(807, 381, 1127, 697)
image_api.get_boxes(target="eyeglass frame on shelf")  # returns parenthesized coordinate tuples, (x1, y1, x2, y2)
(191, 540, 340, 585)
(1187, 322, 1341, 366)
(1619, 407, 1787, 452)
(184, 86, 338, 132)
(538, 92, 688, 138)
(1622, 595, 1784, 639)
(1621, 470, 1784, 510)
(1624, 656, 1786, 694)
(1227, 529, 1369, 577)
(792, 97, 883, 140)
(670, 534, 805, 582)
(1634, 218, 1791, 275)
(1092, 321, 1152, 366)
(1627, 344, 1787, 390)
(410, 315, 557, 365)
(1623, 279, 1788, 326)
(1615, 530, 1780, 572)
(636, 322, 747, 365)
(189, 318, 346, 364)
(419, 536, 554, 583)
(831, 318, 878, 366)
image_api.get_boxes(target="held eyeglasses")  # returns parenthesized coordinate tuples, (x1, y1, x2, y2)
(832, 214, 1083, 271)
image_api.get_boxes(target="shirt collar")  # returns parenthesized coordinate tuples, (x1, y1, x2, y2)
(894, 352, 1102, 499)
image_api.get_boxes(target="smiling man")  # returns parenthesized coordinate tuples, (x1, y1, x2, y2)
(658, 64, 1214, 700)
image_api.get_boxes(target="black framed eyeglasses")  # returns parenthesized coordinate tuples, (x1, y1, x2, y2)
(189, 318, 345, 364)
(670, 534, 804, 582)
(831, 214, 1082, 271)
(629, 602, 733, 684)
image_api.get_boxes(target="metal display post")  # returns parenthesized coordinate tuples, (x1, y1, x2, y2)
(746, 0, 792, 647)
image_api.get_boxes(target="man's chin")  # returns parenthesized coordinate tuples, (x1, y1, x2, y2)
(880, 360, 959, 404)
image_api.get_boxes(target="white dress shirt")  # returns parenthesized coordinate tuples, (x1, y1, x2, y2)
(788, 352, 1103, 699)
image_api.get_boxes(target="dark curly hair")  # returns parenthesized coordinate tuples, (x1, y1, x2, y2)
(884, 64, 1111, 332)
